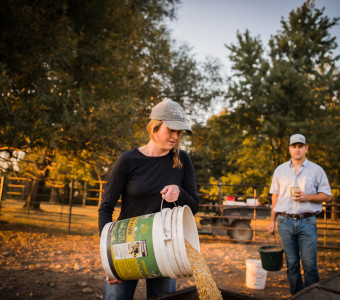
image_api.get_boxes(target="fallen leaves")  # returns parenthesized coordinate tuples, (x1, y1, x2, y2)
(0, 229, 102, 275)
(0, 222, 339, 300)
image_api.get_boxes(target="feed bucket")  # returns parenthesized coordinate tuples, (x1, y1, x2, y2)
(258, 246, 284, 271)
(245, 259, 267, 289)
(100, 205, 200, 280)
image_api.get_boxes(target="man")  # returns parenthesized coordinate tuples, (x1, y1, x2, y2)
(268, 133, 332, 295)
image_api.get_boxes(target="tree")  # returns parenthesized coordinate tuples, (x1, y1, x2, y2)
(189, 109, 274, 192)
(0, 0, 223, 208)
(224, 0, 340, 184)
(0, 1, 179, 154)
(189, 108, 242, 183)
(0, 1, 77, 152)
(160, 45, 224, 121)
(189, 0, 340, 188)
(1, 0, 222, 157)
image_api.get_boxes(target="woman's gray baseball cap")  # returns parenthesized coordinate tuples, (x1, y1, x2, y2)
(150, 100, 192, 134)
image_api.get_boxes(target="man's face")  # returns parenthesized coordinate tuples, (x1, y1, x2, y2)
(289, 143, 308, 161)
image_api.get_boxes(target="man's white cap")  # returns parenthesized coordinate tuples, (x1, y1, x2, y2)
(289, 134, 306, 145)
(150, 100, 192, 134)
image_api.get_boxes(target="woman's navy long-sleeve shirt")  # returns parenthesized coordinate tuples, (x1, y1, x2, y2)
(98, 148, 198, 234)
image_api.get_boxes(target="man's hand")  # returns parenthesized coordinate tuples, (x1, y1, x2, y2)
(268, 221, 276, 234)
(293, 191, 331, 203)
(292, 191, 309, 202)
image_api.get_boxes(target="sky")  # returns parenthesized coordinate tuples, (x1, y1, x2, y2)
(168, 0, 340, 70)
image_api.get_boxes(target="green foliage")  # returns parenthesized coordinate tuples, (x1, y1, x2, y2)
(199, 174, 269, 206)
(223, 137, 274, 186)
(0, 1, 77, 151)
(192, 0, 340, 186)
(199, 176, 251, 201)
(190, 108, 240, 182)
(1, 0, 223, 187)
(0, 0, 174, 155)
(160, 45, 224, 120)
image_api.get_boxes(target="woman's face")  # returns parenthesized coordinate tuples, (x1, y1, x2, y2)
(153, 123, 182, 151)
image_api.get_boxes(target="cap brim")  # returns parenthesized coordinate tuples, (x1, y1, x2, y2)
(290, 142, 306, 145)
(163, 120, 193, 135)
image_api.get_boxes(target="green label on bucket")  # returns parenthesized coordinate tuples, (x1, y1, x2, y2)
(110, 213, 161, 280)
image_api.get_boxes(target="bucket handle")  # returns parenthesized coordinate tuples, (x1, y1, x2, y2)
(267, 231, 278, 246)
(160, 198, 177, 239)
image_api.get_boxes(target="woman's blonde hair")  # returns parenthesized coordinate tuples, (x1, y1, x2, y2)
(146, 120, 182, 169)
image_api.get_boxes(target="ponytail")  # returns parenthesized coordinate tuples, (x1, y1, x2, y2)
(172, 147, 182, 169)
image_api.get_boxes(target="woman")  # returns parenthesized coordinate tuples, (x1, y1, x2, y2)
(98, 99, 199, 300)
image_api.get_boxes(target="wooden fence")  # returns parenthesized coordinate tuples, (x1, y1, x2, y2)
(195, 181, 340, 248)
(0, 176, 339, 248)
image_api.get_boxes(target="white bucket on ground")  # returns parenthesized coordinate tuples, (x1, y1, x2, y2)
(100, 205, 200, 280)
(245, 259, 267, 289)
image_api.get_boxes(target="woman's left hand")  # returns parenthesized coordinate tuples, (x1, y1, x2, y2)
(161, 185, 179, 202)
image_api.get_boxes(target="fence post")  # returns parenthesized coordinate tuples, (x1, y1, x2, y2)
(60, 185, 66, 221)
(218, 178, 222, 215)
(82, 181, 87, 206)
(68, 179, 74, 234)
(323, 202, 327, 246)
(253, 187, 257, 241)
(331, 196, 338, 221)
(0, 176, 4, 215)
(98, 181, 103, 207)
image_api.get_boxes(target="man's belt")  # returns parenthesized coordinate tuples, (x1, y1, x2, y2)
(277, 212, 319, 220)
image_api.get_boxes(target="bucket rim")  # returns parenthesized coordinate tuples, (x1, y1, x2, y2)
(258, 245, 284, 253)
(245, 258, 263, 266)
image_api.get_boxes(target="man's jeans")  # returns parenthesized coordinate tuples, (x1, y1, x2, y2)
(103, 277, 176, 300)
(277, 215, 319, 295)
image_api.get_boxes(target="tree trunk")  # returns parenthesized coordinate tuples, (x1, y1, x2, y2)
(23, 178, 35, 208)
(23, 153, 50, 210)
(50, 186, 58, 203)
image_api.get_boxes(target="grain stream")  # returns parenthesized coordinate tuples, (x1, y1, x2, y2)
(185, 240, 222, 300)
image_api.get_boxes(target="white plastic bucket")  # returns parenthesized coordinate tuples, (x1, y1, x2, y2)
(245, 259, 267, 289)
(100, 205, 200, 280)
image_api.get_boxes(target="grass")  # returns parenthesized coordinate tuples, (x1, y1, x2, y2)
(0, 199, 119, 235)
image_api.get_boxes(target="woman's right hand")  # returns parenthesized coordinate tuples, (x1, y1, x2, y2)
(106, 276, 121, 285)
(161, 184, 179, 202)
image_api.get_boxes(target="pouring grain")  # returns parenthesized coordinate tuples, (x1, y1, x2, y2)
(185, 240, 222, 300)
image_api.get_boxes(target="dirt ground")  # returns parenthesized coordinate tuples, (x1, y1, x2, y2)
(0, 220, 339, 300)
